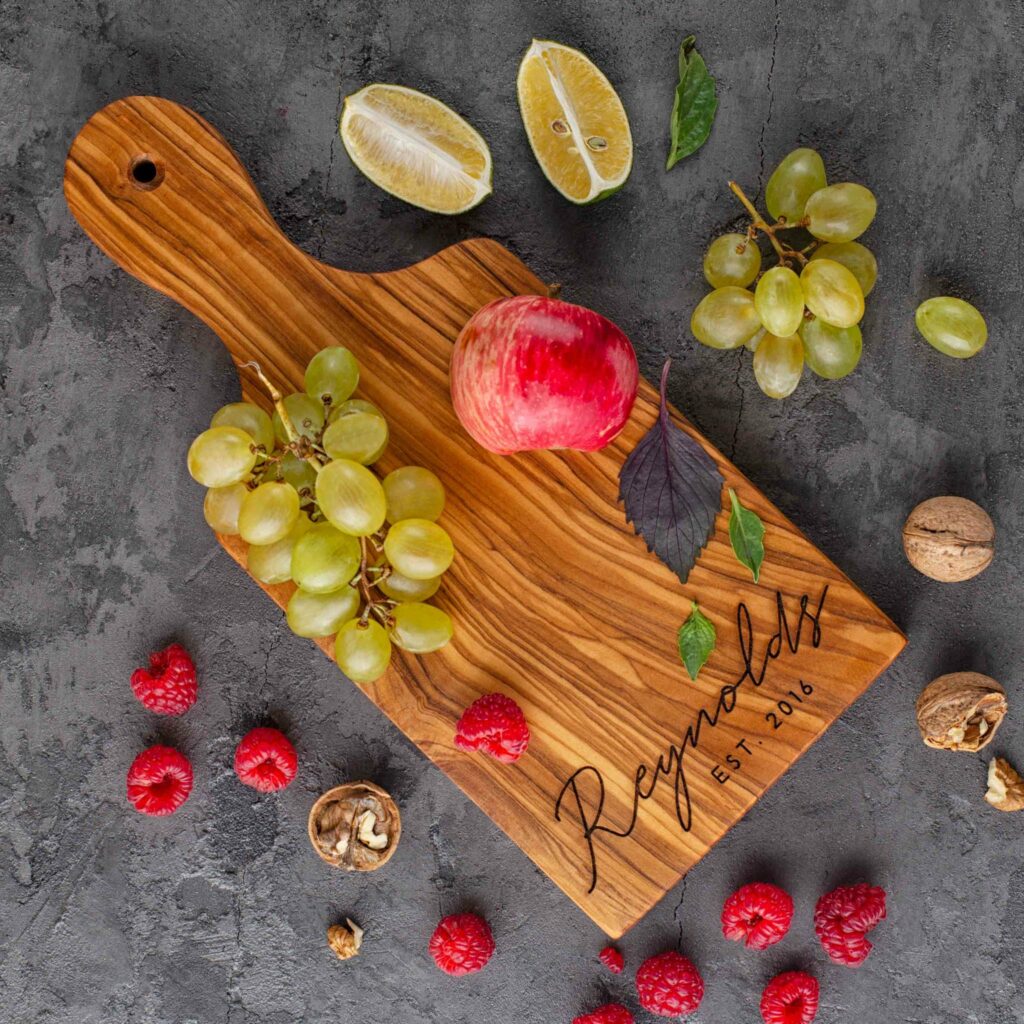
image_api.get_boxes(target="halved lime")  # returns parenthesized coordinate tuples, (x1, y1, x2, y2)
(340, 84, 492, 214)
(516, 39, 632, 203)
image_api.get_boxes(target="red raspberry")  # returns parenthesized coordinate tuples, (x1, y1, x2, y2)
(233, 727, 297, 792)
(636, 951, 704, 1018)
(126, 746, 193, 815)
(428, 913, 495, 976)
(813, 883, 887, 967)
(760, 971, 819, 1024)
(130, 642, 197, 715)
(721, 881, 794, 950)
(573, 1004, 634, 1024)
(599, 944, 625, 973)
(454, 693, 530, 764)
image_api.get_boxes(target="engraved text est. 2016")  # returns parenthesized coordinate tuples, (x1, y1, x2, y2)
(554, 587, 829, 894)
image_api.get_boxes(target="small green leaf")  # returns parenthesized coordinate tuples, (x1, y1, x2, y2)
(728, 488, 766, 582)
(666, 35, 718, 170)
(678, 601, 717, 681)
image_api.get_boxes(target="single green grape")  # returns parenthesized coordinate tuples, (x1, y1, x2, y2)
(745, 328, 766, 353)
(273, 452, 318, 497)
(389, 602, 453, 654)
(328, 398, 381, 424)
(383, 466, 445, 523)
(304, 347, 359, 407)
(286, 585, 360, 638)
(702, 233, 761, 289)
(379, 570, 441, 603)
(203, 481, 249, 535)
(810, 242, 877, 296)
(805, 183, 877, 243)
(315, 458, 387, 536)
(754, 266, 805, 337)
(210, 402, 274, 452)
(290, 522, 361, 594)
(322, 409, 388, 464)
(765, 147, 827, 222)
(273, 393, 325, 444)
(237, 480, 301, 546)
(800, 318, 863, 379)
(753, 332, 804, 399)
(187, 426, 257, 487)
(691, 287, 762, 350)
(247, 512, 312, 584)
(800, 258, 864, 328)
(383, 518, 454, 580)
(915, 297, 987, 358)
(335, 618, 391, 683)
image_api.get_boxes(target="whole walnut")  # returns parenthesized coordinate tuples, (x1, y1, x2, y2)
(902, 496, 994, 582)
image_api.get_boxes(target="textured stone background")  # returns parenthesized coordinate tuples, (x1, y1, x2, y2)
(2, 0, 1023, 1021)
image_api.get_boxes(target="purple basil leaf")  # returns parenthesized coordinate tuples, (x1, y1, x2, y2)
(618, 359, 724, 585)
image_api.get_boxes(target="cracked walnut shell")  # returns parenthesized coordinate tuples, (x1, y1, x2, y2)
(307, 781, 400, 871)
(985, 758, 1024, 812)
(916, 672, 1007, 752)
(327, 919, 364, 960)
(902, 496, 994, 582)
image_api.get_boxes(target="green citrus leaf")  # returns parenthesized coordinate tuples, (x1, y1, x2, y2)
(728, 487, 765, 582)
(678, 601, 716, 681)
(666, 35, 718, 170)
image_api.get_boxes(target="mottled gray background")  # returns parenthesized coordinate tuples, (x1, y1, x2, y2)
(2, 0, 1022, 1021)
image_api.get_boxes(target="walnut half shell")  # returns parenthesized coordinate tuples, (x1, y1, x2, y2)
(985, 758, 1024, 812)
(307, 781, 401, 871)
(915, 672, 1007, 752)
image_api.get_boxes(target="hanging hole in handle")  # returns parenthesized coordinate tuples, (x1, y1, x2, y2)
(129, 155, 163, 190)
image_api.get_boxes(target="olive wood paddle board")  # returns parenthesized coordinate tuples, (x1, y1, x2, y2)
(65, 96, 906, 938)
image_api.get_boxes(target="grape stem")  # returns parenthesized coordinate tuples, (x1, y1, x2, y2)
(354, 536, 395, 628)
(727, 181, 813, 268)
(243, 360, 324, 475)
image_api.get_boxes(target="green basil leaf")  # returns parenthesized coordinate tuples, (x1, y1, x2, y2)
(728, 487, 766, 582)
(678, 601, 716, 681)
(666, 35, 718, 170)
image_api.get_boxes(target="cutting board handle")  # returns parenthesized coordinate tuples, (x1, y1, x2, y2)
(63, 95, 368, 383)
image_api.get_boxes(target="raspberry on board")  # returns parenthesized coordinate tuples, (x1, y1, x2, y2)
(573, 1004, 634, 1024)
(599, 944, 625, 973)
(721, 881, 794, 950)
(126, 745, 193, 816)
(813, 882, 887, 967)
(233, 727, 298, 792)
(428, 913, 495, 976)
(453, 693, 530, 764)
(130, 642, 198, 715)
(760, 970, 819, 1024)
(636, 950, 704, 1018)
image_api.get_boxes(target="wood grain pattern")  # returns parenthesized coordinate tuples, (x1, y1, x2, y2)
(64, 97, 906, 938)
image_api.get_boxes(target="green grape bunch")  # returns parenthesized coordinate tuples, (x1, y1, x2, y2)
(692, 147, 878, 398)
(186, 346, 454, 685)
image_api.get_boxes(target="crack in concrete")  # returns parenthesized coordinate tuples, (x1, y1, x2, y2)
(673, 875, 689, 950)
(757, 0, 781, 191)
(730, 354, 746, 460)
(319, 81, 346, 260)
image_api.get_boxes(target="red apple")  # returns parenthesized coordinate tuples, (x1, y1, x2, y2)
(450, 295, 639, 454)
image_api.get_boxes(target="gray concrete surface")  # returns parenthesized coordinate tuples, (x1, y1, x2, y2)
(2, 0, 1023, 1021)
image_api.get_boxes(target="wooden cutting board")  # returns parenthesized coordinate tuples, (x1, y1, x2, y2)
(65, 96, 906, 938)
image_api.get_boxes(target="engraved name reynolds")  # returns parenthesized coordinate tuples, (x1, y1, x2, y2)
(554, 587, 829, 894)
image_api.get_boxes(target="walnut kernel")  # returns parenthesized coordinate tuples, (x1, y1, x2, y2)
(327, 919, 364, 960)
(985, 758, 1024, 812)
(915, 672, 1007, 752)
(902, 496, 994, 582)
